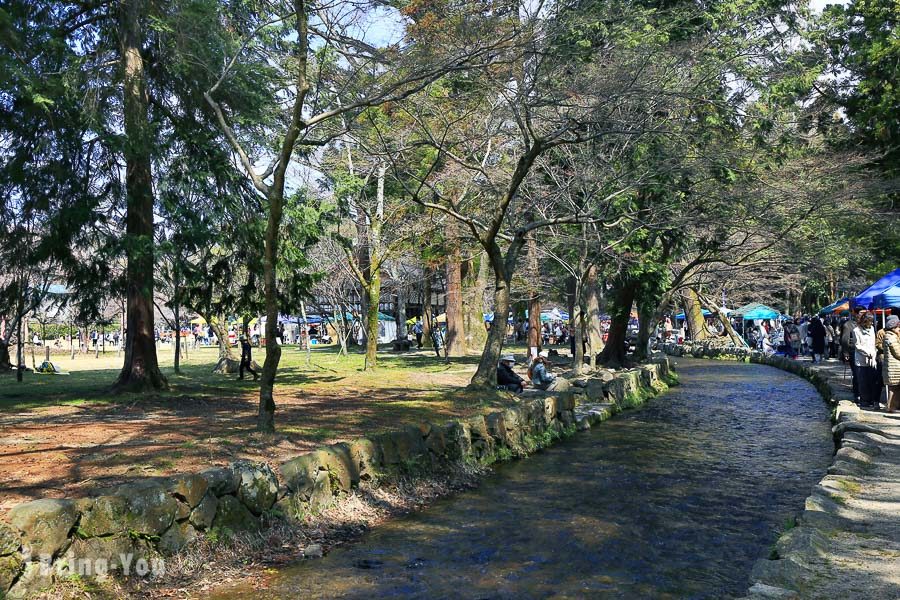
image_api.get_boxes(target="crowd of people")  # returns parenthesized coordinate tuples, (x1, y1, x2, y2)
(512, 319, 579, 346)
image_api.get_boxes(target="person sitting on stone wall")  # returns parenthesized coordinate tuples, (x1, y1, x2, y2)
(497, 354, 525, 393)
(528, 353, 559, 391)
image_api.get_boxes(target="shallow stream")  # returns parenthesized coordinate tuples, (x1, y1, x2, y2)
(215, 358, 833, 599)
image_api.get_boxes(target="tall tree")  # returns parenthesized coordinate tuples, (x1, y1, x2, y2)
(113, 0, 167, 391)
(193, 0, 507, 427)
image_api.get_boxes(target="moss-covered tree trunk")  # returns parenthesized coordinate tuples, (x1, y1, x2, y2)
(634, 303, 654, 361)
(682, 288, 709, 341)
(526, 234, 541, 357)
(573, 291, 585, 374)
(585, 265, 604, 368)
(463, 249, 489, 352)
(445, 234, 466, 357)
(471, 272, 511, 387)
(365, 271, 381, 368)
(113, 0, 167, 393)
(599, 279, 637, 368)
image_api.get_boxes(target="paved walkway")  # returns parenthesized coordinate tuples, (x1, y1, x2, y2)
(745, 358, 900, 599)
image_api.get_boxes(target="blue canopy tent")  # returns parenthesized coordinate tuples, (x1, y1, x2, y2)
(675, 309, 711, 320)
(731, 302, 780, 321)
(874, 283, 900, 310)
(852, 267, 900, 310)
(818, 297, 850, 316)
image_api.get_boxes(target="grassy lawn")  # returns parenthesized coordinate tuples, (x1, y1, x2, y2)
(0, 343, 521, 513)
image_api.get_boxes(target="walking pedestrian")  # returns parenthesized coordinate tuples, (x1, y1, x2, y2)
(809, 316, 827, 363)
(412, 318, 424, 349)
(784, 319, 801, 358)
(239, 335, 259, 381)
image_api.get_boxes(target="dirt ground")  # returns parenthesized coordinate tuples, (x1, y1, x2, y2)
(0, 345, 515, 515)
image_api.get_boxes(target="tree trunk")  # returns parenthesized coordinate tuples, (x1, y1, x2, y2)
(445, 229, 466, 357)
(16, 314, 23, 382)
(573, 286, 585, 374)
(208, 313, 240, 373)
(258, 187, 284, 432)
(585, 266, 604, 368)
(365, 274, 381, 369)
(363, 165, 386, 369)
(470, 273, 511, 387)
(396, 288, 408, 342)
(526, 233, 541, 357)
(113, 0, 168, 393)
(682, 288, 709, 341)
(463, 249, 489, 352)
(173, 284, 181, 374)
(599, 279, 637, 368)
(698, 292, 747, 347)
(422, 267, 434, 349)
(634, 303, 653, 362)
(0, 342, 10, 371)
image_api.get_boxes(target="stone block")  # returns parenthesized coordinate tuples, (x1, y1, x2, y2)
(541, 397, 558, 424)
(9, 499, 78, 559)
(584, 379, 606, 402)
(282, 453, 322, 498)
(774, 527, 830, 560)
(158, 521, 198, 555)
(557, 392, 576, 412)
(113, 482, 178, 536)
(0, 554, 23, 595)
(189, 492, 219, 531)
(6, 560, 52, 599)
(65, 534, 154, 575)
(484, 412, 508, 448)
(169, 473, 209, 508)
(202, 466, 240, 496)
(314, 444, 358, 491)
(309, 470, 332, 514)
(423, 426, 447, 458)
(0, 521, 20, 556)
(388, 426, 426, 463)
(349, 437, 382, 481)
(78, 495, 127, 538)
(211, 495, 259, 534)
(466, 415, 494, 459)
(375, 432, 400, 465)
(443, 421, 472, 462)
(174, 499, 191, 522)
(502, 406, 523, 430)
(235, 462, 279, 515)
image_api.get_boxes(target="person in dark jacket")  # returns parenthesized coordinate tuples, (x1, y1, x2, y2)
(497, 354, 525, 393)
(809, 316, 827, 363)
(239, 335, 259, 380)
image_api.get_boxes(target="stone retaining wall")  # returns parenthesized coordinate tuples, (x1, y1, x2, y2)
(0, 358, 673, 599)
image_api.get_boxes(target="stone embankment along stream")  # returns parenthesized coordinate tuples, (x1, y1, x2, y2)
(0, 358, 674, 599)
(662, 341, 900, 599)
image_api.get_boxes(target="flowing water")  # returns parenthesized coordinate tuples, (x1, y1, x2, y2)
(214, 359, 833, 599)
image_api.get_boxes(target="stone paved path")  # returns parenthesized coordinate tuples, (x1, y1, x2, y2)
(745, 358, 900, 599)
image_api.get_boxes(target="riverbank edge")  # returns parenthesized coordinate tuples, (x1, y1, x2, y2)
(660, 341, 889, 599)
(0, 358, 674, 599)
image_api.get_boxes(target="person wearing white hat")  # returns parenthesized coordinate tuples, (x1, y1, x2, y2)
(497, 354, 524, 393)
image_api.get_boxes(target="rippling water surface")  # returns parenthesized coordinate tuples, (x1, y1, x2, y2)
(214, 359, 833, 599)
